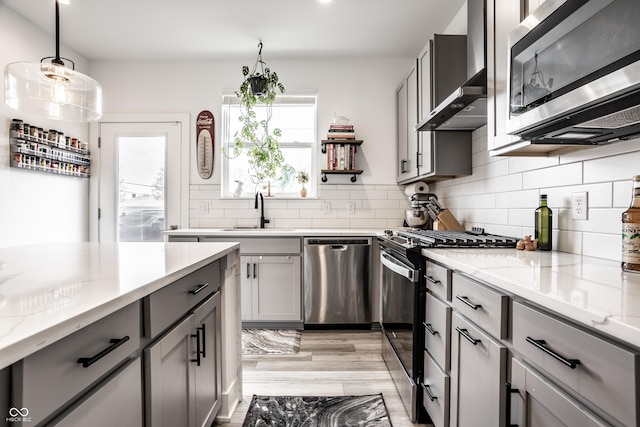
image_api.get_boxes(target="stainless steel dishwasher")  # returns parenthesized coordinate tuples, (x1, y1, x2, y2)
(303, 237, 372, 326)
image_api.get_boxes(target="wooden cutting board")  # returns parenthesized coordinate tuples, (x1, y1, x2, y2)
(437, 209, 464, 231)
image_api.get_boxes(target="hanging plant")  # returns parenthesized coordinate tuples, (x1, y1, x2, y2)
(227, 41, 291, 187)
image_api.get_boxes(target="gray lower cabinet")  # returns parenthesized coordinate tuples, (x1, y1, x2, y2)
(241, 255, 301, 322)
(449, 312, 507, 427)
(145, 291, 221, 427)
(510, 358, 608, 426)
(47, 358, 142, 427)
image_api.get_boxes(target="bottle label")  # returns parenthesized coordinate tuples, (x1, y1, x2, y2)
(622, 223, 640, 263)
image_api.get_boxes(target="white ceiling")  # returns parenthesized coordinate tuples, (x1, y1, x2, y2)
(1, 0, 466, 61)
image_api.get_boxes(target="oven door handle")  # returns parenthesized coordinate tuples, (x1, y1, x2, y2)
(381, 252, 418, 282)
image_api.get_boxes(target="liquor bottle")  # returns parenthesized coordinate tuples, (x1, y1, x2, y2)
(535, 194, 552, 251)
(622, 175, 640, 272)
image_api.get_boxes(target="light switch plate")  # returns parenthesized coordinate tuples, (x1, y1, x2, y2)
(572, 192, 588, 220)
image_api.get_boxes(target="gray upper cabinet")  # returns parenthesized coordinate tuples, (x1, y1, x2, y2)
(397, 35, 472, 184)
(396, 61, 420, 183)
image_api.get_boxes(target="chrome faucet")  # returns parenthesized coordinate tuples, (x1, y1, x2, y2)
(254, 192, 270, 228)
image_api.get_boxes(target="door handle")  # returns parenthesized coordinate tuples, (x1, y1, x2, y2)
(456, 295, 482, 310)
(253, 263, 257, 279)
(424, 384, 437, 401)
(247, 262, 250, 278)
(456, 327, 480, 345)
(198, 324, 206, 358)
(526, 337, 580, 369)
(190, 283, 209, 295)
(423, 322, 439, 336)
(191, 329, 202, 366)
(77, 336, 130, 368)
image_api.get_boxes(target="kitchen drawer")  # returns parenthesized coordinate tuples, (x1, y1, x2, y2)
(425, 260, 451, 301)
(422, 351, 450, 427)
(200, 237, 301, 254)
(12, 302, 141, 425)
(451, 272, 508, 339)
(145, 260, 220, 339)
(512, 301, 639, 427)
(48, 358, 143, 427)
(424, 290, 451, 371)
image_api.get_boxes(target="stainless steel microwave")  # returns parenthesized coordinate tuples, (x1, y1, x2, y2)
(506, 0, 640, 145)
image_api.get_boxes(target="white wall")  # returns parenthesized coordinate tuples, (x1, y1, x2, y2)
(90, 57, 415, 229)
(0, 5, 90, 247)
(430, 126, 640, 262)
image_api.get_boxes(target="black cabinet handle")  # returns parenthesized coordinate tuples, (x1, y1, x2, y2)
(456, 327, 480, 345)
(425, 275, 441, 285)
(506, 382, 519, 427)
(253, 263, 257, 279)
(246, 262, 251, 278)
(423, 322, 439, 336)
(191, 329, 202, 366)
(456, 295, 482, 310)
(526, 337, 580, 369)
(190, 283, 209, 295)
(198, 324, 206, 358)
(424, 384, 437, 401)
(77, 336, 130, 368)
(400, 159, 407, 174)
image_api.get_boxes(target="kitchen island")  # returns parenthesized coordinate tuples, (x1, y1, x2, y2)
(0, 241, 242, 426)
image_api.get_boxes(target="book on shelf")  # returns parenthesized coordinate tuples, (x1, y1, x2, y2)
(329, 124, 354, 130)
(325, 143, 357, 171)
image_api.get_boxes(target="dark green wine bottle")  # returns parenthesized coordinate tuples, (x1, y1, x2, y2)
(535, 194, 552, 251)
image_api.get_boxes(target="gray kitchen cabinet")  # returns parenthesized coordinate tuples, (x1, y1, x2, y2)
(396, 61, 419, 183)
(486, 0, 524, 155)
(145, 291, 221, 427)
(510, 358, 608, 427)
(241, 255, 302, 322)
(11, 302, 141, 426)
(48, 358, 142, 427)
(449, 311, 507, 427)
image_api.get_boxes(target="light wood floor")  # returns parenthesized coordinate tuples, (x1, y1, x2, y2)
(218, 330, 432, 427)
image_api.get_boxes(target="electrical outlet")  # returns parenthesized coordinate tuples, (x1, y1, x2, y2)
(197, 201, 209, 214)
(323, 201, 331, 214)
(572, 192, 588, 220)
(346, 201, 355, 214)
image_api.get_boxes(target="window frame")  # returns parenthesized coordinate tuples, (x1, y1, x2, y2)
(221, 92, 318, 199)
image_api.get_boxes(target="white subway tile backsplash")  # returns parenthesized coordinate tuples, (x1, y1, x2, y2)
(507, 155, 559, 174)
(583, 151, 640, 183)
(613, 180, 632, 207)
(557, 230, 582, 255)
(312, 219, 351, 228)
(508, 208, 534, 227)
(495, 189, 538, 209)
(522, 162, 583, 189)
(484, 173, 522, 193)
(582, 232, 619, 261)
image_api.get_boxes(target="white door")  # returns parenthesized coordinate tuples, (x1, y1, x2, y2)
(98, 121, 186, 242)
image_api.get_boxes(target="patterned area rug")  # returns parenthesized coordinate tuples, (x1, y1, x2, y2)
(242, 329, 301, 355)
(242, 394, 393, 427)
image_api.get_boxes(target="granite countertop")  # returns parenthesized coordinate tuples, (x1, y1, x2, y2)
(165, 228, 383, 237)
(0, 241, 239, 369)
(423, 248, 640, 350)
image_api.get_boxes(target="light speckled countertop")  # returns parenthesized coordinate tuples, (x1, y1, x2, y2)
(164, 228, 382, 237)
(423, 248, 640, 350)
(0, 241, 239, 369)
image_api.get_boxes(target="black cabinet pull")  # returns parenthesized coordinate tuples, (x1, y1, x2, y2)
(246, 262, 251, 278)
(190, 283, 209, 295)
(505, 382, 520, 427)
(253, 263, 257, 279)
(456, 295, 482, 310)
(77, 336, 130, 368)
(424, 384, 437, 401)
(191, 329, 202, 366)
(526, 337, 580, 369)
(425, 275, 441, 285)
(423, 322, 439, 336)
(198, 324, 206, 358)
(456, 327, 480, 345)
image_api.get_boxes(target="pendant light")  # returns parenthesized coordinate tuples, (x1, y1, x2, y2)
(4, 0, 102, 122)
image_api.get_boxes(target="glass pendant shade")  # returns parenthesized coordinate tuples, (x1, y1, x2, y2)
(4, 61, 102, 122)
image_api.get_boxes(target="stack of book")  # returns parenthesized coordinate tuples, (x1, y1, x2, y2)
(327, 123, 356, 140)
(326, 144, 357, 171)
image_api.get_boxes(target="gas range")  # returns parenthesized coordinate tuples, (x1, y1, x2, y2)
(380, 227, 518, 252)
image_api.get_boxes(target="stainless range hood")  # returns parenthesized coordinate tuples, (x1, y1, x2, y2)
(417, 0, 487, 131)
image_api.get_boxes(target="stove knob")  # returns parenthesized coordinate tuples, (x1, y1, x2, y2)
(384, 229, 394, 236)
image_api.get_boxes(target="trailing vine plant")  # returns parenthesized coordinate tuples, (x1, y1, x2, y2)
(227, 42, 291, 188)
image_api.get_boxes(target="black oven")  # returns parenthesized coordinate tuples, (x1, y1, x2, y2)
(379, 238, 427, 423)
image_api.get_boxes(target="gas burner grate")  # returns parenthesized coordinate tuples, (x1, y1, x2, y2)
(398, 229, 518, 248)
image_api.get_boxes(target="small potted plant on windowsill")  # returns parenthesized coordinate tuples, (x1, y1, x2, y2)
(297, 170, 309, 197)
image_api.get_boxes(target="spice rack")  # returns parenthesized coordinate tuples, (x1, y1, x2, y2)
(9, 120, 90, 178)
(321, 139, 364, 182)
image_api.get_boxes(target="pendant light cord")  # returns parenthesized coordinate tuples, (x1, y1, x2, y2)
(54, 0, 62, 65)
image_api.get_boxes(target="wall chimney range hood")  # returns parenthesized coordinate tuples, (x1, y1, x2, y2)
(416, 0, 487, 132)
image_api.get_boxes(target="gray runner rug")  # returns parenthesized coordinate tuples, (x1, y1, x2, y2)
(241, 329, 301, 355)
